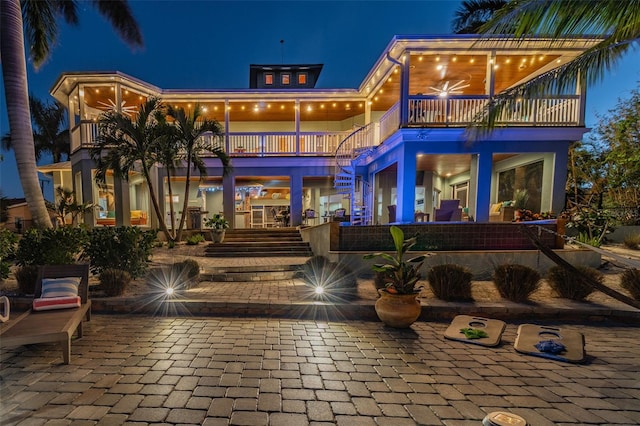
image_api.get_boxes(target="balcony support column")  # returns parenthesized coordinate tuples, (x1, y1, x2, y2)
(486, 51, 496, 97)
(113, 175, 130, 227)
(295, 100, 300, 155)
(577, 70, 586, 126)
(551, 149, 569, 215)
(290, 171, 303, 227)
(223, 172, 235, 228)
(471, 153, 492, 222)
(396, 145, 417, 223)
(224, 99, 230, 153)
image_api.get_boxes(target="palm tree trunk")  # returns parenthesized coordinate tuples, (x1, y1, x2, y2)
(1, 0, 53, 228)
(166, 169, 177, 240)
(175, 151, 193, 242)
(140, 162, 172, 241)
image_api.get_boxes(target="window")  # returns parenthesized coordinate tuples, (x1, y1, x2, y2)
(281, 73, 291, 85)
(264, 73, 274, 85)
(452, 182, 469, 208)
(298, 73, 307, 85)
(497, 160, 543, 211)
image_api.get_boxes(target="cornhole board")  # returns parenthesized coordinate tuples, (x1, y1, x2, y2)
(514, 324, 585, 363)
(444, 315, 506, 347)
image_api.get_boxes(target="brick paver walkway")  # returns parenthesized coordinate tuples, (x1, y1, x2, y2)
(2, 315, 640, 425)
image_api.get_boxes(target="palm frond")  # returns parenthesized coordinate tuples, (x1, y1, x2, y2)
(92, 0, 143, 48)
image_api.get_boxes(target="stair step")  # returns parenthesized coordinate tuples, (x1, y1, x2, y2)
(204, 250, 313, 258)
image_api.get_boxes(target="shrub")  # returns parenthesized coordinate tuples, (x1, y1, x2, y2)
(16, 226, 88, 266)
(186, 233, 205, 245)
(172, 259, 201, 289)
(623, 233, 640, 250)
(492, 264, 541, 303)
(0, 228, 18, 280)
(298, 256, 358, 300)
(546, 265, 601, 301)
(575, 232, 601, 248)
(99, 268, 132, 297)
(167, 240, 176, 249)
(82, 226, 157, 278)
(15, 265, 39, 295)
(621, 268, 640, 300)
(427, 264, 473, 301)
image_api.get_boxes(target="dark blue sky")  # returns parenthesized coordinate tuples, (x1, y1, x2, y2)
(1, 0, 638, 199)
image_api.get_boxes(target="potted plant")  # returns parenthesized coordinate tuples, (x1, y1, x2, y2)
(204, 214, 229, 243)
(363, 226, 429, 328)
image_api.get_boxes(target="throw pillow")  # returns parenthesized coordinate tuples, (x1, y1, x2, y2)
(41, 277, 80, 298)
(33, 295, 81, 311)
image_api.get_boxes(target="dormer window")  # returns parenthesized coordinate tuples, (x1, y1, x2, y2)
(281, 73, 291, 85)
(264, 73, 274, 85)
(298, 73, 308, 85)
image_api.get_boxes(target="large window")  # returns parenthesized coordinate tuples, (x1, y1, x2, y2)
(498, 160, 543, 212)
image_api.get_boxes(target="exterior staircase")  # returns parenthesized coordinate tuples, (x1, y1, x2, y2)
(204, 228, 313, 258)
(334, 124, 376, 225)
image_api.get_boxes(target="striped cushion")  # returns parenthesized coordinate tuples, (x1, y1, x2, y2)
(33, 296, 81, 311)
(41, 277, 80, 298)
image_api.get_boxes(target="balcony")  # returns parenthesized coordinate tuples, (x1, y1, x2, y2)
(71, 122, 351, 157)
(407, 95, 581, 127)
(71, 94, 582, 155)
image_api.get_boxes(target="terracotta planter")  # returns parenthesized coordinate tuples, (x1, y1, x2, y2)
(210, 229, 226, 243)
(375, 289, 422, 328)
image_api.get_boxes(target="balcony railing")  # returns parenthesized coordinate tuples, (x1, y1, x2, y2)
(73, 95, 581, 155)
(408, 95, 581, 126)
(73, 122, 351, 156)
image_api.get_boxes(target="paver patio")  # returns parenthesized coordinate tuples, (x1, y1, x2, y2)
(1, 316, 640, 425)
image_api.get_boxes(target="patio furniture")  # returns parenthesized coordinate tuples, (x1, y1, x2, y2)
(332, 208, 349, 222)
(434, 199, 462, 221)
(303, 209, 317, 225)
(0, 264, 92, 364)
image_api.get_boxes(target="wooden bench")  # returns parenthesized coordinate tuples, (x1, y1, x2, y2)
(0, 264, 92, 364)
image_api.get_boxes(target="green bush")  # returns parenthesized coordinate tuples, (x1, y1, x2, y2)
(172, 259, 201, 289)
(298, 256, 358, 300)
(82, 226, 157, 278)
(575, 232, 601, 248)
(621, 268, 640, 300)
(99, 268, 132, 297)
(15, 265, 39, 295)
(546, 265, 601, 301)
(186, 233, 205, 245)
(0, 228, 18, 280)
(427, 264, 473, 301)
(16, 226, 88, 266)
(623, 233, 640, 250)
(492, 264, 541, 303)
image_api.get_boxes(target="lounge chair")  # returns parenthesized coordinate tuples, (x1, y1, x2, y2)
(434, 199, 462, 221)
(0, 264, 91, 364)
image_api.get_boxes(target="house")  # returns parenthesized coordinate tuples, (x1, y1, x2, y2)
(48, 35, 599, 230)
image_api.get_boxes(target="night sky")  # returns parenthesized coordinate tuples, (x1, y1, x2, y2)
(1, 0, 638, 199)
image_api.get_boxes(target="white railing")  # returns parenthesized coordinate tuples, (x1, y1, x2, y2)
(227, 131, 350, 156)
(76, 123, 349, 156)
(408, 95, 581, 126)
(378, 102, 400, 143)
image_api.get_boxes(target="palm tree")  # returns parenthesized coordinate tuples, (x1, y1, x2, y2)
(91, 97, 174, 241)
(452, 0, 508, 33)
(2, 96, 70, 163)
(153, 126, 182, 239)
(0, 0, 142, 229)
(166, 105, 232, 242)
(474, 0, 640, 129)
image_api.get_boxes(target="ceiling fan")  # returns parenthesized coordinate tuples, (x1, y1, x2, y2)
(427, 79, 470, 97)
(97, 99, 138, 116)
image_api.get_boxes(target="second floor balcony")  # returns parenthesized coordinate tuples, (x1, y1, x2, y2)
(72, 93, 583, 156)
